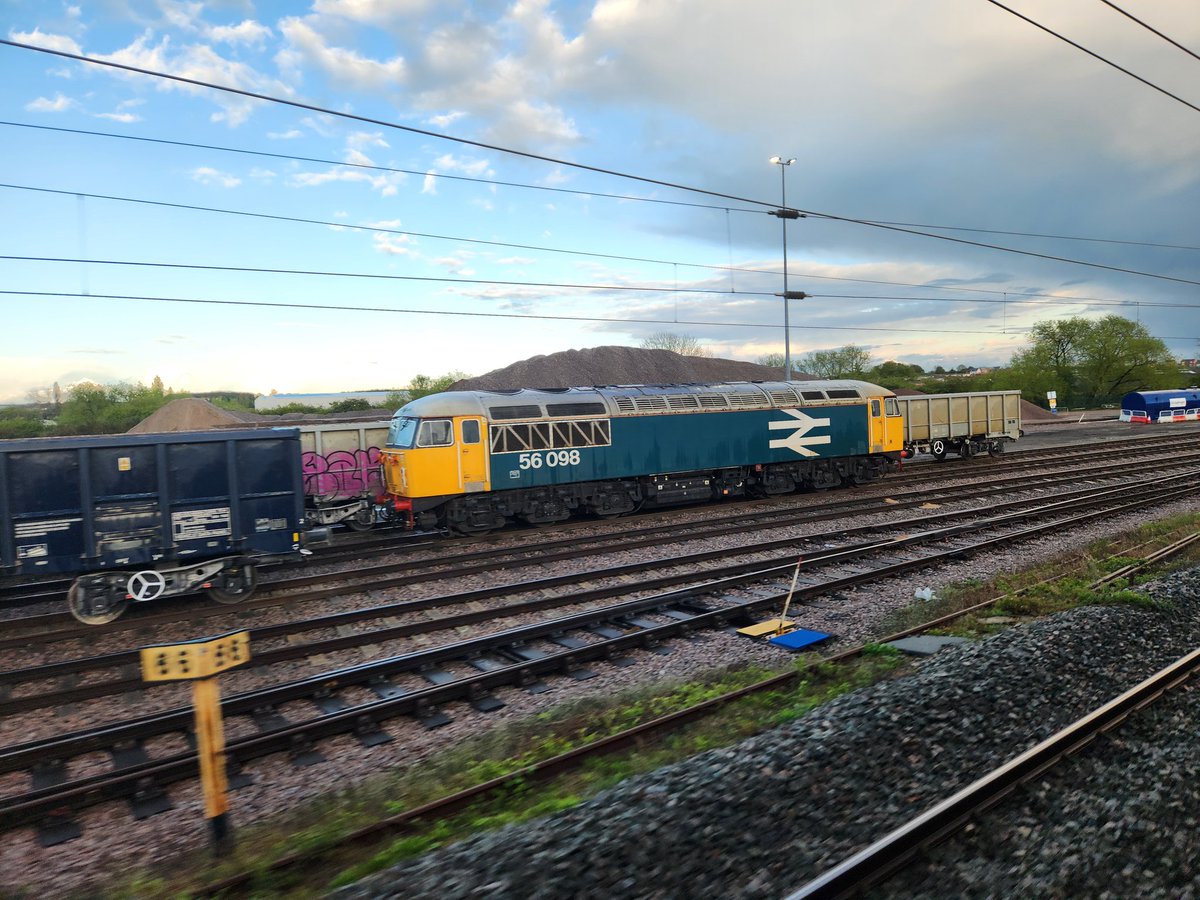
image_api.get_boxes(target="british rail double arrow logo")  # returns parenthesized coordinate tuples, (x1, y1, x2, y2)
(768, 409, 832, 457)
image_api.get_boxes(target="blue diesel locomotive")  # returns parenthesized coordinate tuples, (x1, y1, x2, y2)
(380, 380, 905, 533)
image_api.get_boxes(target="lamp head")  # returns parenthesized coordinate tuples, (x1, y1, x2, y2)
(769, 156, 796, 166)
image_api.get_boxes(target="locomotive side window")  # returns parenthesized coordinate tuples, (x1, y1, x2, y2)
(490, 418, 612, 454)
(417, 419, 453, 447)
(871, 399, 881, 417)
(885, 398, 901, 416)
(462, 420, 481, 444)
(387, 416, 418, 448)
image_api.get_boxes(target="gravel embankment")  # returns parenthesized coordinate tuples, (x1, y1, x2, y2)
(337, 564, 1200, 900)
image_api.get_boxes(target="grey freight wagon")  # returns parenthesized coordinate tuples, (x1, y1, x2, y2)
(0, 428, 307, 624)
(897, 390, 1022, 459)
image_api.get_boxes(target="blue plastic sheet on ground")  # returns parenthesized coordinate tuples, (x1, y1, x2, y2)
(768, 628, 832, 651)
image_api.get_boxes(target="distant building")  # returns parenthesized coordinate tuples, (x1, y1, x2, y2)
(254, 391, 398, 411)
(1180, 358, 1198, 371)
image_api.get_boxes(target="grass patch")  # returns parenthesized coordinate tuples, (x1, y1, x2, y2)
(877, 512, 1200, 639)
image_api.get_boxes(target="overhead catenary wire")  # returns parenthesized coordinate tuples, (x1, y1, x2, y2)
(983, 0, 1200, 114)
(1096, 0, 1200, 63)
(2, 38, 1196, 287)
(10, 289, 1164, 339)
(4, 254, 1197, 312)
(4, 120, 1195, 253)
(2, 183, 1188, 307)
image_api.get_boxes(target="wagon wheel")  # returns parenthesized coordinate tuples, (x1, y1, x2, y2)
(208, 565, 259, 605)
(931, 439, 947, 461)
(988, 441, 1005, 458)
(67, 576, 129, 625)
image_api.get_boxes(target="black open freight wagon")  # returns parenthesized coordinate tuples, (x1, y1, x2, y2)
(0, 428, 307, 623)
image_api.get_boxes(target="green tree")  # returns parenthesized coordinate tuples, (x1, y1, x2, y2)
(1008, 315, 1180, 408)
(327, 398, 372, 413)
(55, 381, 176, 434)
(639, 333, 709, 356)
(796, 345, 873, 379)
(755, 352, 799, 374)
(407, 371, 470, 401)
(869, 360, 924, 388)
(0, 408, 47, 439)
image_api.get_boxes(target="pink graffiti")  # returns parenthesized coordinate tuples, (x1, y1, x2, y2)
(302, 448, 383, 502)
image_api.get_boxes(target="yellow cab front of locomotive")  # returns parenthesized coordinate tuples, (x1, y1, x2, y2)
(381, 396, 479, 525)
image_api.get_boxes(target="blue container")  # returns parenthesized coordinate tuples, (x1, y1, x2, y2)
(1119, 389, 1200, 423)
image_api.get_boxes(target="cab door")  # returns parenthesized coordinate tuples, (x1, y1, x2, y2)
(869, 398, 885, 453)
(458, 417, 489, 492)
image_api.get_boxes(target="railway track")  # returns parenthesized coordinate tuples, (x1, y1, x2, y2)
(789, 642, 1200, 899)
(195, 531, 1200, 896)
(5, 435, 1200, 645)
(0, 429, 1192, 618)
(4, 467, 1199, 841)
(6, 457, 1200, 714)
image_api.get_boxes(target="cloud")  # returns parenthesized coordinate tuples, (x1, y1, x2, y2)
(191, 166, 242, 187)
(209, 20, 273, 45)
(347, 130, 389, 149)
(268, 129, 303, 139)
(277, 17, 406, 90)
(427, 110, 466, 129)
(8, 28, 82, 55)
(25, 93, 76, 112)
(312, 0, 432, 25)
(95, 111, 140, 122)
(91, 32, 295, 127)
(373, 233, 413, 255)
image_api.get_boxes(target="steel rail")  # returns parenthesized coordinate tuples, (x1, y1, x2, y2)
(6, 443, 1198, 646)
(786, 644, 1200, 900)
(4, 465, 1195, 714)
(3, 475, 1198, 830)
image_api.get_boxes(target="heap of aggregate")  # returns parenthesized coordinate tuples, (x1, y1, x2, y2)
(337, 565, 1200, 900)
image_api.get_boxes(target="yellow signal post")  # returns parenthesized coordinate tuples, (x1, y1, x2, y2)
(140, 630, 250, 852)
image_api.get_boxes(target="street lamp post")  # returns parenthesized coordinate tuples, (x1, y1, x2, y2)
(769, 155, 805, 382)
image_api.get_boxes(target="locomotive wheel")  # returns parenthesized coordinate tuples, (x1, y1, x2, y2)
(208, 565, 259, 605)
(931, 439, 947, 461)
(344, 507, 375, 532)
(453, 521, 496, 536)
(67, 577, 129, 625)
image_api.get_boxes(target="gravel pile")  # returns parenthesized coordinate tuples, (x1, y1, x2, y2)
(338, 565, 1200, 900)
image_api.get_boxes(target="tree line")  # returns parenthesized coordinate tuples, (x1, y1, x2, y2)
(0, 372, 471, 440)
(2, 316, 1188, 439)
(644, 314, 1187, 409)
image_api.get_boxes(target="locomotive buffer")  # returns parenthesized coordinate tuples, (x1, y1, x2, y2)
(140, 630, 251, 851)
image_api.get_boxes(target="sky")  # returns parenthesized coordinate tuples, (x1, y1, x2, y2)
(1, 0, 1198, 403)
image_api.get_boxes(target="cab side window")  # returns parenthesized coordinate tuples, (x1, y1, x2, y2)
(462, 420, 481, 444)
(871, 399, 881, 417)
(884, 398, 900, 417)
(417, 419, 453, 447)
